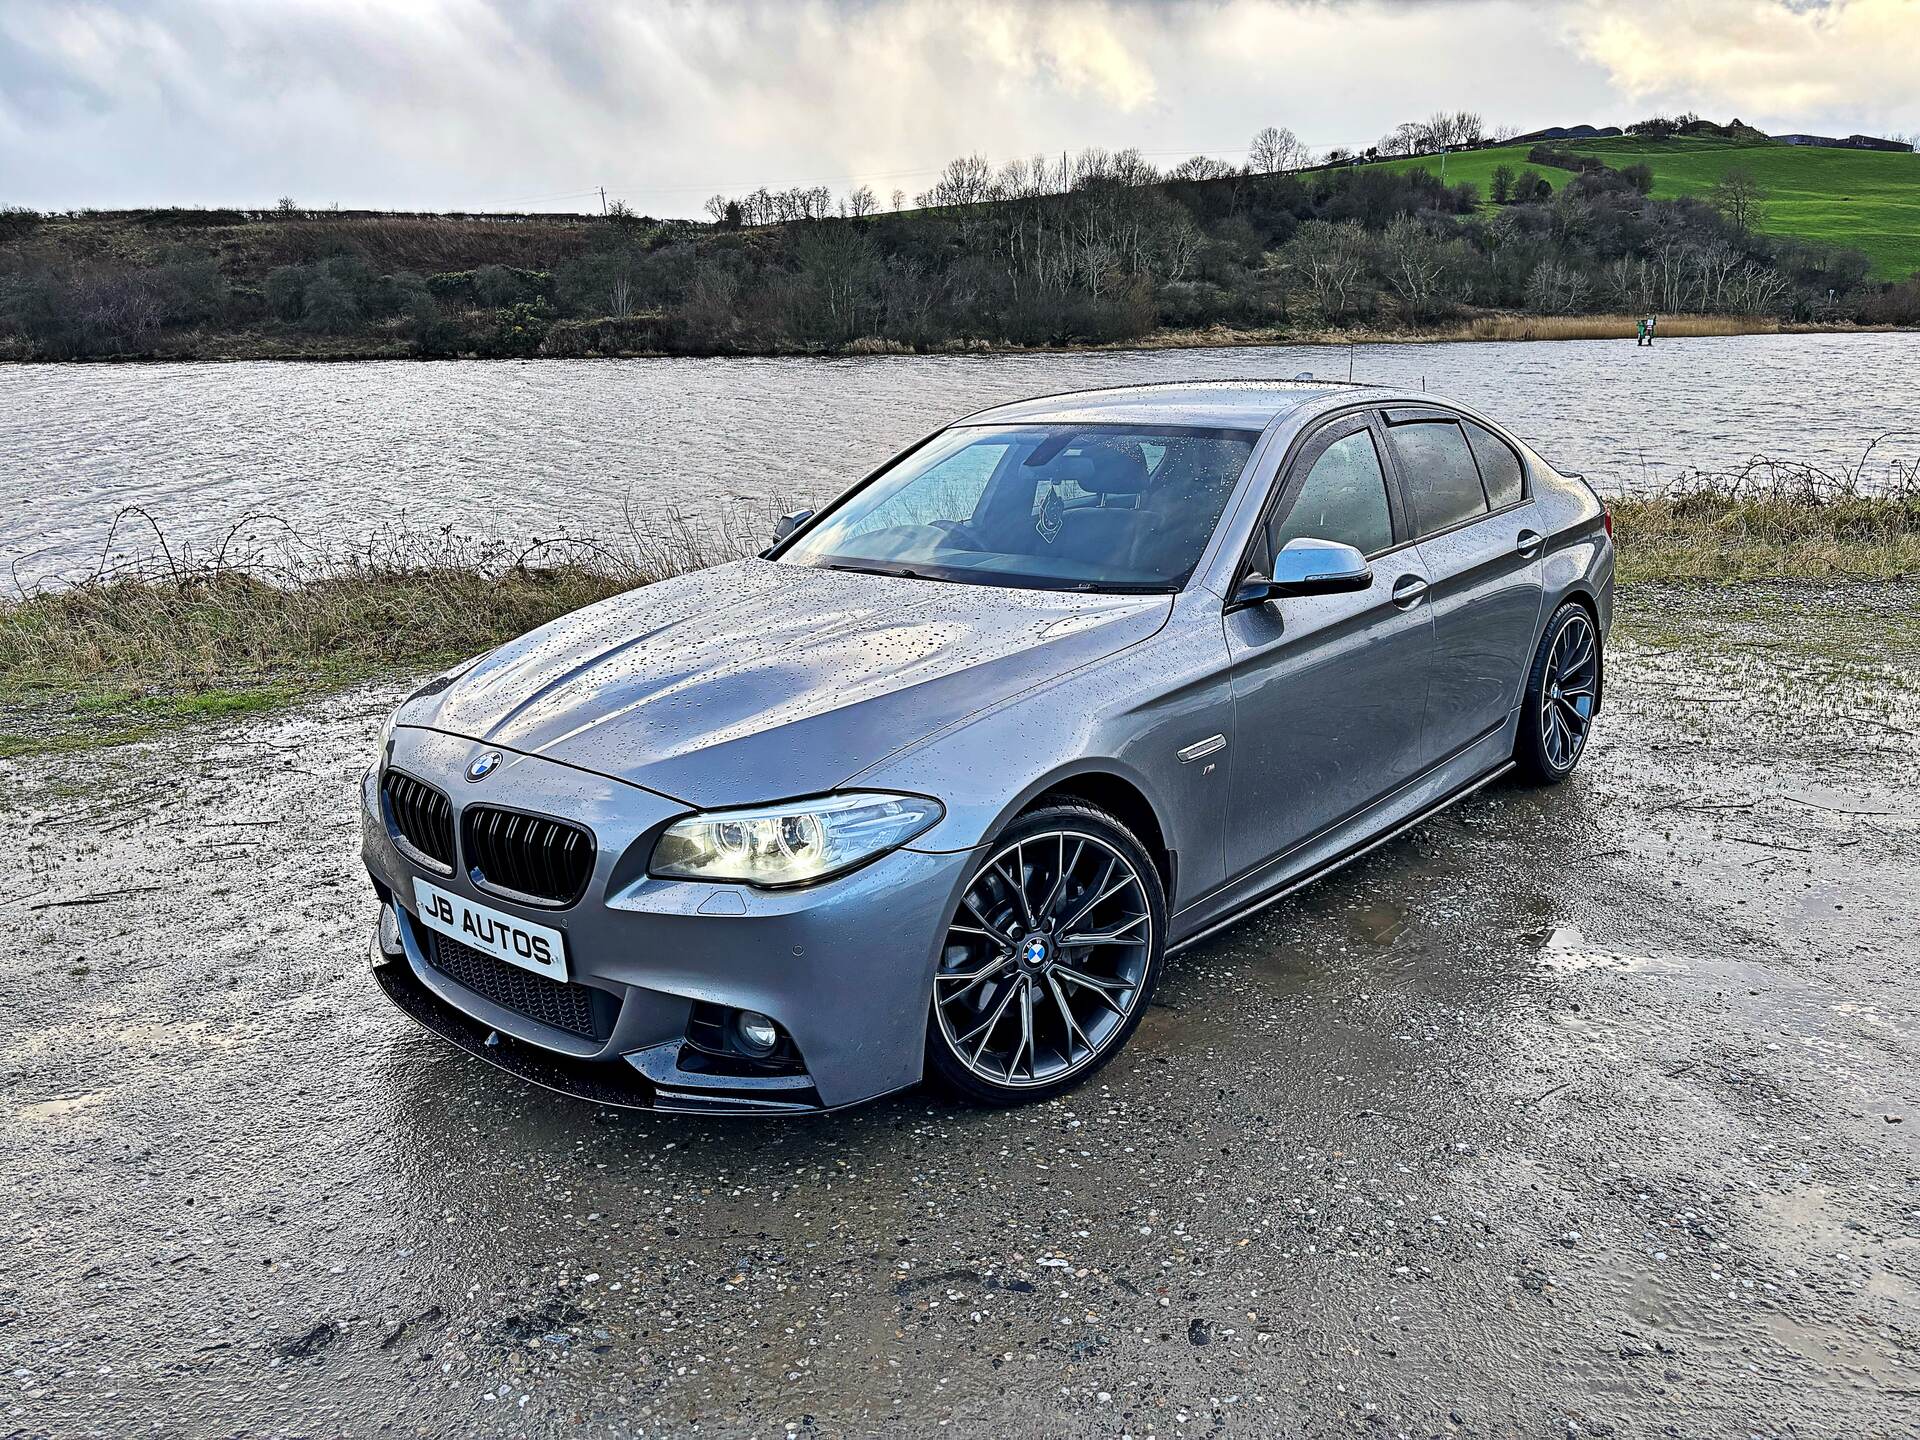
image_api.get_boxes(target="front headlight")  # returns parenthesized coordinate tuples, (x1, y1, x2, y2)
(650, 792, 944, 888)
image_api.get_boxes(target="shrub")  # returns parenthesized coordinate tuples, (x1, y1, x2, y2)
(264, 265, 310, 321)
(487, 300, 551, 356)
(1859, 274, 1920, 325)
(300, 273, 361, 333)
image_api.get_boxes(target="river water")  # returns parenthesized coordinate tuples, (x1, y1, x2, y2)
(3, 332, 1915, 588)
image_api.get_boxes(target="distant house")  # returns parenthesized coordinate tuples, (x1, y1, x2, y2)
(1776, 133, 1914, 153)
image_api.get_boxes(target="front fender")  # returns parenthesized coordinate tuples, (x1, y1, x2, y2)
(852, 601, 1236, 910)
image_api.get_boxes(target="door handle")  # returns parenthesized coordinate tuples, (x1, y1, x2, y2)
(1391, 574, 1429, 609)
(1516, 528, 1544, 557)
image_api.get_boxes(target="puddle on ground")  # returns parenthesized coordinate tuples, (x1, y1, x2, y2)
(8, 1092, 109, 1126)
(1345, 897, 1410, 947)
(1531, 924, 1656, 975)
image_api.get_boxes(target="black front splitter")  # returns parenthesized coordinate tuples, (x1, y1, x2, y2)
(371, 954, 831, 1116)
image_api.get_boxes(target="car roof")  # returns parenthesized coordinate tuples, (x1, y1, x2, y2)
(957, 380, 1381, 431)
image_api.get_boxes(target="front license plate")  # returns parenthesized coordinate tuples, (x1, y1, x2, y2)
(411, 877, 569, 983)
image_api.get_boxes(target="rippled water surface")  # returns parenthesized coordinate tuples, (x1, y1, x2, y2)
(3, 333, 1916, 586)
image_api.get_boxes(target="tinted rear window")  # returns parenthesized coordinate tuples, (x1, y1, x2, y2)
(1465, 421, 1525, 509)
(1387, 420, 1487, 535)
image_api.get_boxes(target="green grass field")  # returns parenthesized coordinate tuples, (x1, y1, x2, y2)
(1328, 135, 1920, 280)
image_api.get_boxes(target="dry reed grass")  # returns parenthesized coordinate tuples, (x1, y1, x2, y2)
(0, 502, 779, 755)
(1610, 434, 1920, 581)
(1463, 313, 1783, 342)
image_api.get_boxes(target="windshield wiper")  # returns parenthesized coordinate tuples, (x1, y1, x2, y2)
(1057, 579, 1177, 594)
(819, 560, 945, 583)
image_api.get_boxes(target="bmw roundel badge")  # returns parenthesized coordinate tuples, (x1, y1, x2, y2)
(466, 750, 502, 782)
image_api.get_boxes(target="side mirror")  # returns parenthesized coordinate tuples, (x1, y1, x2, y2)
(771, 508, 814, 546)
(1232, 538, 1372, 608)
(1271, 537, 1373, 596)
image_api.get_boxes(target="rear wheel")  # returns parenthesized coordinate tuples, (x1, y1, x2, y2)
(926, 802, 1166, 1106)
(1516, 601, 1601, 783)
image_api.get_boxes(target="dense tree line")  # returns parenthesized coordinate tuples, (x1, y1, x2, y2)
(0, 137, 1912, 362)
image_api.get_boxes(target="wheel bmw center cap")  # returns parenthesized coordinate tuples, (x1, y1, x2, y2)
(1021, 935, 1051, 967)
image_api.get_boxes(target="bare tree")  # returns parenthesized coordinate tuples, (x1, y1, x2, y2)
(1168, 155, 1236, 181)
(1710, 168, 1764, 232)
(1281, 219, 1368, 317)
(1424, 110, 1486, 148)
(792, 225, 880, 342)
(1602, 255, 1655, 312)
(1249, 125, 1307, 174)
(1378, 214, 1453, 319)
(847, 184, 877, 218)
(1379, 122, 1425, 157)
(1524, 257, 1589, 314)
(1106, 147, 1159, 189)
(919, 154, 993, 209)
(1726, 261, 1788, 315)
(890, 189, 906, 212)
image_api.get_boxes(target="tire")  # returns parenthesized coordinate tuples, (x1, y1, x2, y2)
(925, 801, 1167, 1107)
(1515, 600, 1602, 784)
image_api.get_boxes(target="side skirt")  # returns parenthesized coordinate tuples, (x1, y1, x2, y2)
(1167, 760, 1515, 956)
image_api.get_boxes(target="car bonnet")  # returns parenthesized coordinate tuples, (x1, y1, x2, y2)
(403, 559, 1171, 808)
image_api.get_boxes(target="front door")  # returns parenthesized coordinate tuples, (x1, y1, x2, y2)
(1221, 413, 1434, 886)
(1381, 411, 1545, 762)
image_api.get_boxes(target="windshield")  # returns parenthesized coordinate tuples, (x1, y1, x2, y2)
(778, 423, 1259, 593)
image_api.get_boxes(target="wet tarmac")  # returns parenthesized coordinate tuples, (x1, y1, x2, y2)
(2, 581, 1916, 1438)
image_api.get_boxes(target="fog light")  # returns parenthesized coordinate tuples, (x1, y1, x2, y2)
(378, 903, 404, 958)
(733, 1009, 780, 1057)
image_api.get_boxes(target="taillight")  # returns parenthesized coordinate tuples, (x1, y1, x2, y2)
(1602, 508, 1613, 540)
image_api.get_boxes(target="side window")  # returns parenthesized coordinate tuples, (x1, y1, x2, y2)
(1386, 420, 1488, 536)
(1269, 429, 1394, 558)
(1464, 421, 1525, 510)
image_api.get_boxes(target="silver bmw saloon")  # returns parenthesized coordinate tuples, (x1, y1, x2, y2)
(362, 381, 1613, 1113)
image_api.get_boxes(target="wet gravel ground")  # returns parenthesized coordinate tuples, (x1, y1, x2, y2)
(2, 581, 1916, 1439)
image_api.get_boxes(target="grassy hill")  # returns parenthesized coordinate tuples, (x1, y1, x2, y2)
(1340, 135, 1920, 280)
(1357, 142, 1563, 201)
(5, 132, 1911, 362)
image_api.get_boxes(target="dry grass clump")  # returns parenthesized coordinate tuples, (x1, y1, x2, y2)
(0, 504, 778, 756)
(1611, 436, 1920, 582)
(0, 560, 633, 688)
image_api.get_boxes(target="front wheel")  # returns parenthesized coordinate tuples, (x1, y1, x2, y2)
(1516, 601, 1602, 783)
(926, 802, 1166, 1106)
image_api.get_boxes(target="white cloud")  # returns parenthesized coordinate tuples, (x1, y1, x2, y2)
(1564, 0, 1920, 131)
(0, 1, 1912, 214)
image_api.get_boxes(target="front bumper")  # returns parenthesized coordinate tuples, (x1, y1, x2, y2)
(361, 728, 974, 1114)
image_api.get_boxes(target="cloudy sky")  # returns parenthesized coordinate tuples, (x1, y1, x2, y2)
(2, 0, 1915, 215)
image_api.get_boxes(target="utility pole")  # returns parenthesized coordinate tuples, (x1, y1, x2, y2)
(599, 186, 607, 214)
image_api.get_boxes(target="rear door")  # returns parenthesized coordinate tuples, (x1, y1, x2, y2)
(1221, 411, 1434, 883)
(1381, 410, 1545, 764)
